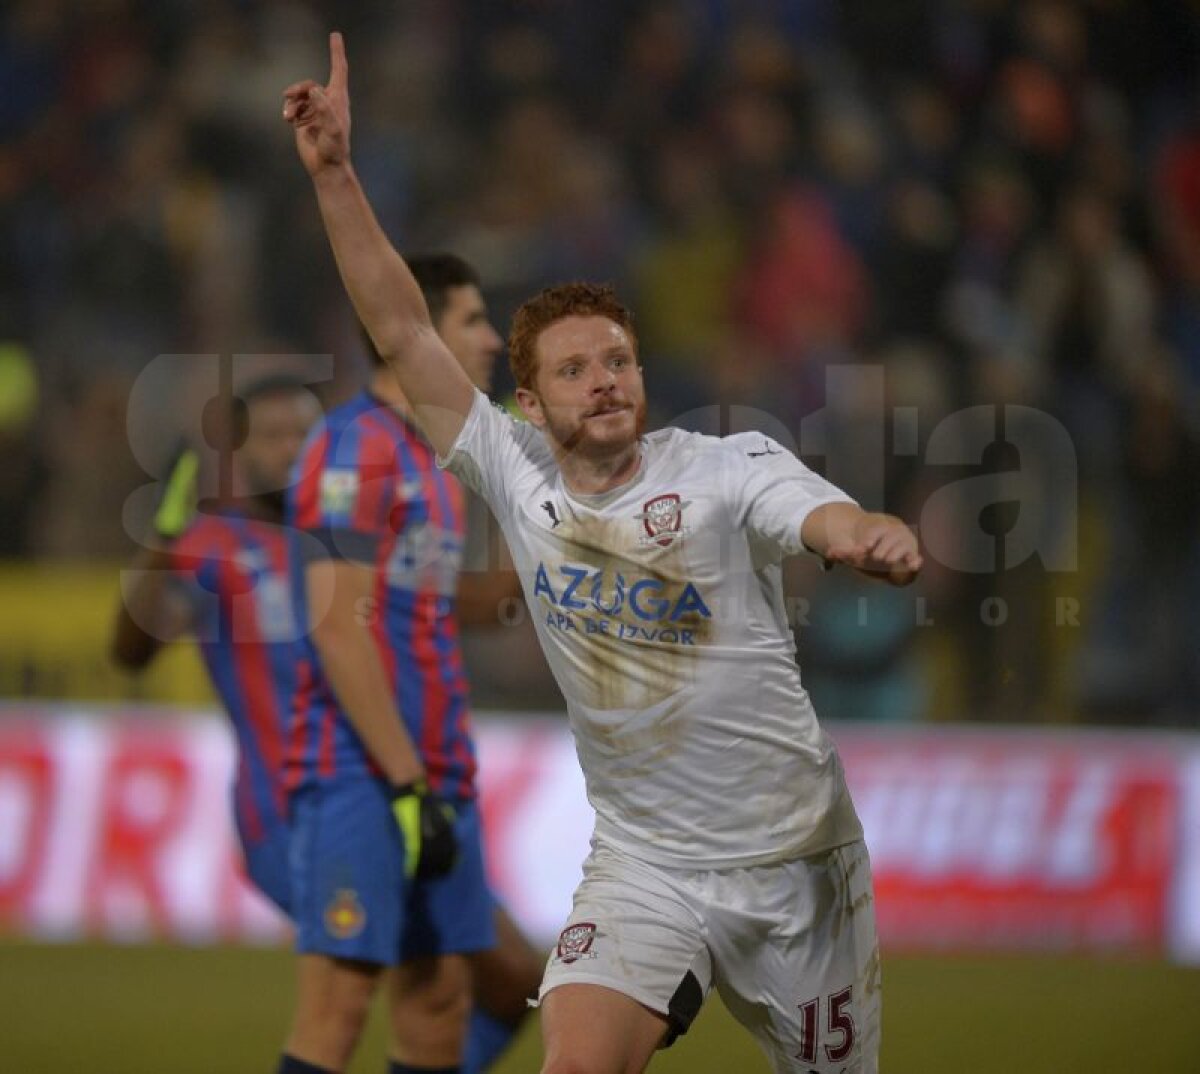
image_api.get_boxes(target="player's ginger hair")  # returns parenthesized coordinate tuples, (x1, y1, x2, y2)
(508, 282, 638, 390)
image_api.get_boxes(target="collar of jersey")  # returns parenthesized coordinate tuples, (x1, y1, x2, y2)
(560, 440, 648, 510)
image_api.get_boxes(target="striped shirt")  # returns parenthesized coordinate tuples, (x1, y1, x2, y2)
(170, 511, 301, 846)
(286, 389, 477, 798)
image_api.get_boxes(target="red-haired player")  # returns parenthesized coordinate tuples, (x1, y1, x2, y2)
(286, 33, 921, 1074)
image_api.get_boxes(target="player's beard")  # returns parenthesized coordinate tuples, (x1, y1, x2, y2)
(546, 398, 646, 463)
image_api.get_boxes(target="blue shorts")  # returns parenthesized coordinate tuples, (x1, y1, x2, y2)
(236, 813, 293, 916)
(289, 778, 495, 964)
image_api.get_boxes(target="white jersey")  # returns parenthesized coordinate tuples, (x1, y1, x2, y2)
(442, 390, 864, 868)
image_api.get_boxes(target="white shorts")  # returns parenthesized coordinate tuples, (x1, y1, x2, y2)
(538, 838, 880, 1074)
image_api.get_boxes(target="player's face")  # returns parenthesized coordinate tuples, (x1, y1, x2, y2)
(435, 284, 503, 392)
(239, 391, 320, 498)
(516, 315, 645, 458)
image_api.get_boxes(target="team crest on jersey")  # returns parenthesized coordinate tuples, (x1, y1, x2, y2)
(320, 469, 360, 515)
(554, 922, 598, 964)
(635, 494, 691, 548)
(324, 888, 366, 939)
(396, 475, 424, 501)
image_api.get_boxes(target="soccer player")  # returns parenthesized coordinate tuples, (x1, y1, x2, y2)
(112, 357, 541, 1074)
(280, 250, 536, 1074)
(111, 374, 320, 915)
(284, 33, 922, 1074)
(382, 257, 546, 1074)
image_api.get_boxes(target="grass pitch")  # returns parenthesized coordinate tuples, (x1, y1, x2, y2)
(5, 940, 1198, 1072)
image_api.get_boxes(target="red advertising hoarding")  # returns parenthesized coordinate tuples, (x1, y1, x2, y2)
(1, 708, 1197, 961)
(837, 730, 1181, 953)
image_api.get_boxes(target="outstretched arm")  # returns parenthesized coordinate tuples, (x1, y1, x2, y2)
(801, 502, 923, 586)
(456, 568, 523, 627)
(282, 32, 475, 455)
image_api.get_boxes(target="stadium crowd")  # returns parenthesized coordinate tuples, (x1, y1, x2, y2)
(1, 0, 1198, 725)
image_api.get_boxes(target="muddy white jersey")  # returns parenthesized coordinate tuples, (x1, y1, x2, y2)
(442, 390, 865, 867)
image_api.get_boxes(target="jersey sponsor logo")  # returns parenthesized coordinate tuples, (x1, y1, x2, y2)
(324, 888, 366, 939)
(634, 493, 691, 548)
(229, 551, 299, 641)
(541, 500, 562, 528)
(319, 469, 360, 515)
(253, 573, 299, 642)
(554, 921, 597, 964)
(533, 563, 711, 623)
(386, 521, 463, 595)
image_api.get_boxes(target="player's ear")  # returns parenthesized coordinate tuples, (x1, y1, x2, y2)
(514, 387, 545, 428)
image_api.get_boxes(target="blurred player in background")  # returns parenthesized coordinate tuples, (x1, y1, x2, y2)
(280, 252, 536, 1074)
(285, 34, 922, 1074)
(111, 373, 320, 914)
(111, 282, 542, 1072)
(391, 257, 546, 1074)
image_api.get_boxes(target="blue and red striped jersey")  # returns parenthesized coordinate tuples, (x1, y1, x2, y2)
(286, 389, 476, 798)
(169, 511, 303, 849)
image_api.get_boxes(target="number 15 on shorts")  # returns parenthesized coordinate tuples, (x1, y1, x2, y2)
(796, 985, 855, 1067)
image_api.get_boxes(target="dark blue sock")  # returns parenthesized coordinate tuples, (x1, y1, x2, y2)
(277, 1056, 334, 1074)
(387, 1064, 460, 1074)
(463, 1007, 519, 1074)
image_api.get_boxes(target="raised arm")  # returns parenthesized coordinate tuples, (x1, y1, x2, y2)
(282, 32, 475, 456)
(110, 448, 199, 668)
(801, 502, 923, 586)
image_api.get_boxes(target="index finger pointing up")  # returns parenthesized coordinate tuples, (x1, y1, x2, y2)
(328, 30, 348, 92)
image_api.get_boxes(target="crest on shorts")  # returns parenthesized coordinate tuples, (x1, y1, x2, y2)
(324, 888, 366, 940)
(635, 494, 691, 548)
(555, 921, 598, 964)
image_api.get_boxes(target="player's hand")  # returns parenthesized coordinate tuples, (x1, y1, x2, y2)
(153, 442, 200, 541)
(390, 781, 458, 881)
(282, 31, 351, 177)
(825, 516, 923, 586)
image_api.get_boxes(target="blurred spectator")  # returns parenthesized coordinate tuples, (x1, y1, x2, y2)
(810, 97, 888, 257)
(32, 370, 142, 559)
(1016, 184, 1155, 483)
(873, 179, 958, 343)
(890, 79, 962, 189)
(633, 130, 742, 414)
(0, 342, 46, 557)
(605, 2, 708, 182)
(733, 186, 869, 418)
(1094, 350, 1200, 723)
(988, 1, 1086, 212)
(941, 160, 1036, 408)
(1154, 113, 1200, 396)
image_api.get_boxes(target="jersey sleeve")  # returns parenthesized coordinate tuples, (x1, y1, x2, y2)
(723, 434, 857, 561)
(437, 389, 544, 519)
(289, 416, 397, 564)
